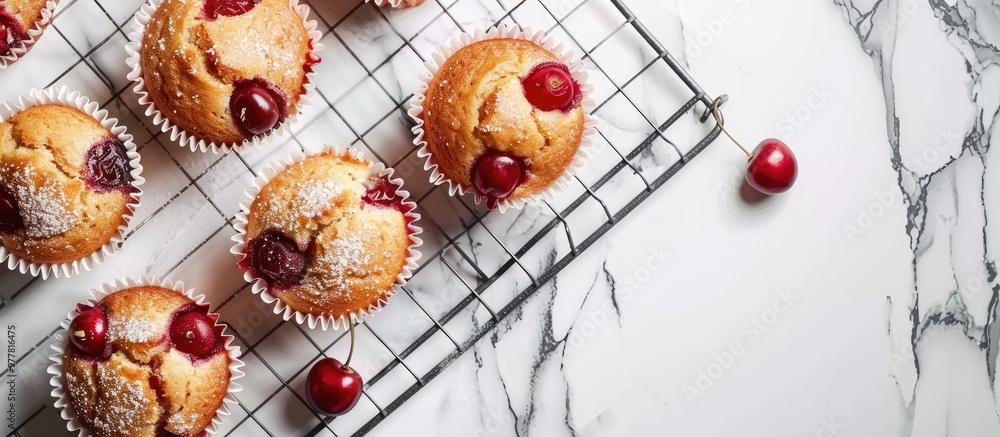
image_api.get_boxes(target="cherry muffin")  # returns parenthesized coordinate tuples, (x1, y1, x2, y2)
(235, 149, 421, 329)
(0, 0, 54, 63)
(0, 104, 138, 266)
(414, 29, 590, 210)
(58, 285, 234, 437)
(133, 0, 320, 147)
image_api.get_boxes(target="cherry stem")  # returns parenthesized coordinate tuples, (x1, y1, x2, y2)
(711, 98, 753, 159)
(344, 320, 356, 370)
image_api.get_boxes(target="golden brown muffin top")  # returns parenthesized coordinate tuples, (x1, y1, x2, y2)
(0, 104, 132, 264)
(1, 0, 49, 32)
(139, 0, 312, 145)
(64, 286, 232, 437)
(423, 38, 585, 201)
(242, 152, 412, 319)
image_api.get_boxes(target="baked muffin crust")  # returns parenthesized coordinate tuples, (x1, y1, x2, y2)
(422, 38, 585, 202)
(64, 286, 232, 437)
(139, 0, 312, 144)
(0, 104, 133, 264)
(240, 152, 412, 319)
(0, 0, 47, 32)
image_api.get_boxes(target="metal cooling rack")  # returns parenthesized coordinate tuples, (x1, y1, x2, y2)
(1, 0, 723, 436)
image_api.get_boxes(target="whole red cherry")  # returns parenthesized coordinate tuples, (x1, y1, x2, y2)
(241, 230, 307, 287)
(70, 307, 108, 357)
(472, 152, 525, 209)
(170, 311, 217, 357)
(84, 138, 133, 193)
(230, 83, 281, 136)
(522, 62, 579, 112)
(0, 23, 9, 55)
(203, 0, 261, 19)
(306, 358, 364, 417)
(0, 184, 23, 233)
(745, 138, 797, 195)
(362, 177, 402, 211)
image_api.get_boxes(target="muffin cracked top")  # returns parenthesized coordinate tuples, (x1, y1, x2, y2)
(139, 0, 317, 145)
(0, 104, 135, 265)
(422, 38, 585, 208)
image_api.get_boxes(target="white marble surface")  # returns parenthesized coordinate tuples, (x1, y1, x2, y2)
(2, 0, 999, 436)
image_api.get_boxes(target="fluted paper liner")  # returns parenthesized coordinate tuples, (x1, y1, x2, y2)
(47, 276, 246, 436)
(230, 146, 424, 330)
(0, 0, 57, 68)
(0, 86, 145, 279)
(124, 0, 324, 153)
(408, 24, 597, 213)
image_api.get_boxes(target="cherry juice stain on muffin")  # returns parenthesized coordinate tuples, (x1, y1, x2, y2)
(0, 184, 23, 233)
(0, 8, 27, 57)
(84, 137, 135, 194)
(471, 152, 529, 209)
(146, 357, 171, 432)
(202, 0, 261, 19)
(229, 78, 288, 136)
(361, 176, 413, 215)
(239, 229, 308, 289)
(521, 62, 581, 112)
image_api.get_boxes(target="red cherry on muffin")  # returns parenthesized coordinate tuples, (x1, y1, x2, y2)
(241, 230, 307, 287)
(84, 138, 133, 194)
(70, 307, 108, 357)
(522, 62, 580, 112)
(0, 184, 23, 233)
(0, 23, 9, 55)
(472, 152, 525, 209)
(203, 0, 261, 19)
(362, 176, 404, 211)
(306, 357, 363, 417)
(170, 311, 217, 357)
(745, 139, 797, 195)
(231, 83, 281, 136)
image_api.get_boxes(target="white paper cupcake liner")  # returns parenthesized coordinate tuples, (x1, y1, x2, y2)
(46, 276, 246, 437)
(124, 0, 324, 153)
(408, 24, 597, 213)
(230, 145, 424, 331)
(367, 0, 428, 8)
(0, 0, 57, 69)
(0, 86, 145, 279)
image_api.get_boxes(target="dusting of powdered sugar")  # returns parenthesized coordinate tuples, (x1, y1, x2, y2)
(108, 316, 159, 344)
(304, 219, 389, 304)
(5, 166, 79, 238)
(293, 179, 345, 218)
(168, 407, 199, 435)
(91, 363, 155, 435)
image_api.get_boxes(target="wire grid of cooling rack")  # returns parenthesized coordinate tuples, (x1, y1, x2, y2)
(0, 0, 723, 435)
